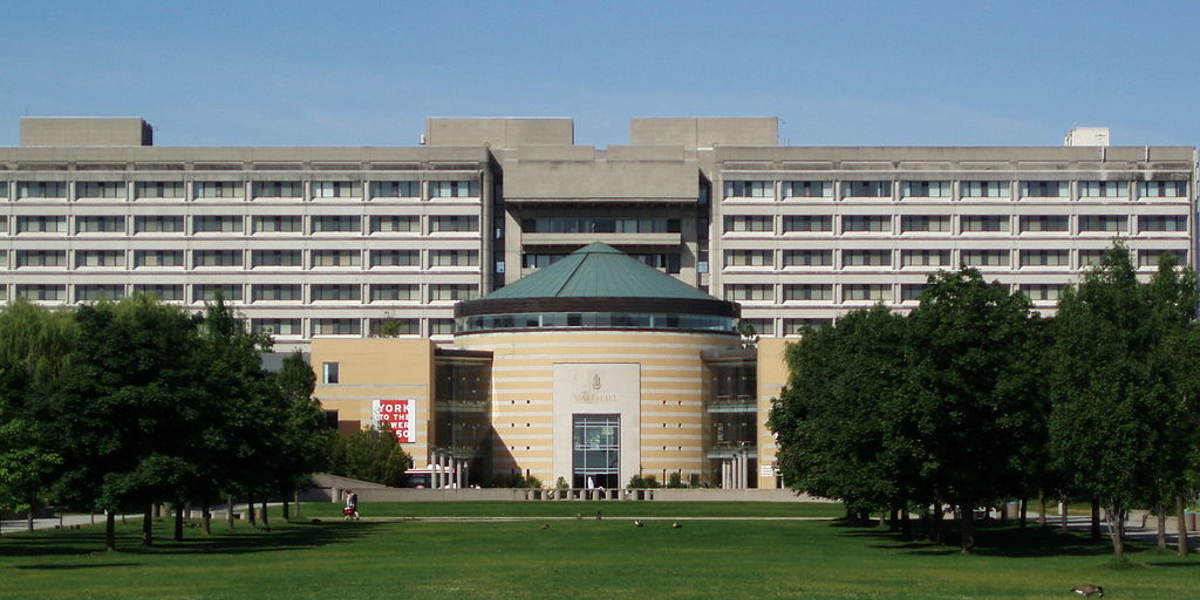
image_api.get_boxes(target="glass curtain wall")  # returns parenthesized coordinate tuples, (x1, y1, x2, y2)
(433, 353, 493, 486)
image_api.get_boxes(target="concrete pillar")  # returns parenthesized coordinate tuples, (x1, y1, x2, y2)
(721, 460, 729, 488)
(432, 452, 441, 489)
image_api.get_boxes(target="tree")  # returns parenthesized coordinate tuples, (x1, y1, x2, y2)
(271, 351, 334, 520)
(1049, 244, 1199, 561)
(329, 427, 411, 487)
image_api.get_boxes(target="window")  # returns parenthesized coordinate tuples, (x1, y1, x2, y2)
(134, 250, 184, 267)
(430, 215, 479, 232)
(311, 215, 361, 233)
(962, 250, 1010, 267)
(842, 181, 891, 197)
(843, 284, 892, 302)
(429, 318, 456, 335)
(1019, 215, 1068, 232)
(782, 181, 832, 198)
(1079, 181, 1129, 198)
(315, 319, 360, 336)
(193, 215, 243, 233)
(740, 318, 774, 336)
(724, 250, 772, 267)
(251, 181, 302, 198)
(900, 215, 951, 232)
(251, 284, 302, 302)
(252, 319, 302, 336)
(370, 250, 419, 267)
(901, 284, 926, 301)
(75, 250, 124, 268)
(961, 215, 1010, 232)
(724, 181, 773, 198)
(725, 284, 773, 302)
(630, 253, 681, 273)
(76, 216, 125, 233)
(429, 181, 480, 198)
(312, 250, 361, 267)
(193, 250, 243, 267)
(842, 215, 890, 232)
(369, 318, 419, 336)
(0, 182, 7, 198)
(311, 284, 361, 301)
(1019, 181, 1068, 198)
(17, 182, 67, 199)
(522, 216, 676, 234)
(522, 253, 567, 269)
(194, 181, 244, 198)
(133, 284, 184, 301)
(782, 284, 832, 301)
(1138, 215, 1187, 232)
(430, 249, 479, 267)
(75, 285, 124, 302)
(312, 181, 362, 198)
(1022, 284, 1064, 301)
(370, 284, 419, 302)
(782, 318, 831, 335)
(1079, 249, 1106, 267)
(901, 250, 952, 267)
(1079, 215, 1127, 232)
(16, 250, 66, 267)
(370, 215, 419, 233)
(16, 284, 65, 301)
(842, 249, 891, 266)
(252, 215, 303, 233)
(901, 181, 951, 197)
(782, 250, 833, 266)
(782, 215, 832, 232)
(961, 181, 1010, 198)
(369, 181, 420, 198)
(0, 218, 7, 233)
(134, 216, 184, 233)
(1020, 250, 1069, 267)
(76, 182, 125, 199)
(430, 284, 478, 301)
(193, 284, 243, 302)
(16, 216, 66, 233)
(135, 181, 185, 199)
(251, 249, 302, 267)
(322, 362, 340, 383)
(1138, 181, 1187, 198)
(724, 215, 772, 232)
(1138, 249, 1187, 268)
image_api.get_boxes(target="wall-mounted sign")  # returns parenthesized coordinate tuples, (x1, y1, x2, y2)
(373, 399, 415, 443)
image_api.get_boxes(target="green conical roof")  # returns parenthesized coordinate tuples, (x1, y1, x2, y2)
(482, 242, 717, 301)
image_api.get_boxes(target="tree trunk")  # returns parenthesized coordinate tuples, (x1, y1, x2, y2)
(1090, 498, 1101, 542)
(26, 508, 34, 533)
(960, 504, 976, 553)
(877, 509, 888, 529)
(283, 498, 290, 522)
(1019, 498, 1028, 529)
(105, 511, 116, 552)
(931, 504, 945, 544)
(141, 505, 154, 547)
(1156, 507, 1167, 550)
(261, 501, 270, 531)
(998, 503, 1007, 525)
(1105, 504, 1125, 561)
(1059, 496, 1068, 533)
(294, 491, 301, 519)
(247, 495, 257, 527)
(173, 504, 184, 542)
(202, 502, 212, 536)
(1178, 496, 1190, 557)
(901, 508, 912, 539)
(226, 495, 235, 530)
(1038, 495, 1047, 527)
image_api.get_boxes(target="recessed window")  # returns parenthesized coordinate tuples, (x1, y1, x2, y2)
(135, 181, 185, 199)
(724, 215, 772, 232)
(16, 250, 66, 268)
(134, 216, 184, 233)
(76, 182, 125, 199)
(843, 284, 892, 302)
(725, 284, 773, 302)
(782, 318, 831, 335)
(16, 216, 67, 233)
(724, 250, 772, 267)
(76, 216, 125, 233)
(429, 181, 480, 198)
(1079, 181, 1128, 198)
(1138, 249, 1187, 268)
(782, 181, 832, 198)
(193, 250, 243, 267)
(252, 318, 303, 336)
(1138, 181, 1187, 198)
(75, 250, 124, 268)
(901, 284, 926, 301)
(17, 182, 67, 199)
(962, 250, 1010, 267)
(322, 362, 340, 383)
(429, 318, 456, 335)
(1019, 215, 1068, 233)
(252, 215, 303, 233)
(1079, 249, 1106, 267)
(370, 250, 419, 267)
(312, 284, 361, 301)
(1019, 181, 1068, 198)
(369, 181, 420, 198)
(430, 215, 479, 232)
(724, 181, 773, 198)
(251, 249, 302, 267)
(193, 215, 243, 233)
(430, 249, 479, 267)
(312, 250, 360, 267)
(133, 250, 184, 267)
(193, 284, 243, 302)
(961, 215, 1010, 232)
(195, 181, 244, 199)
(782, 284, 832, 301)
(841, 181, 891, 198)
(1021, 284, 1064, 301)
(311, 215, 361, 233)
(901, 250, 952, 267)
(781, 250, 833, 267)
(133, 284, 184, 301)
(430, 284, 478, 301)
(1137, 215, 1187, 232)
(842, 250, 891, 266)
(75, 285, 125, 302)
(312, 181, 362, 198)
(368, 318, 418, 336)
(251, 284, 302, 302)
(15, 284, 65, 301)
(369, 215, 419, 233)
(251, 181, 302, 198)
(900, 215, 951, 232)
(782, 215, 832, 232)
(1020, 250, 1069, 267)
(370, 284, 419, 302)
(961, 181, 1010, 198)
(842, 215, 890, 232)
(901, 181, 951, 198)
(1078, 215, 1127, 232)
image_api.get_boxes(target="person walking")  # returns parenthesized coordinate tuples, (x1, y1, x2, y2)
(344, 490, 359, 520)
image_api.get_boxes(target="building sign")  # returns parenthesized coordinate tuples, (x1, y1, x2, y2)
(373, 399, 415, 443)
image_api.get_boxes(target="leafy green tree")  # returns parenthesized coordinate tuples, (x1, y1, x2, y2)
(329, 427, 411, 487)
(271, 351, 334, 520)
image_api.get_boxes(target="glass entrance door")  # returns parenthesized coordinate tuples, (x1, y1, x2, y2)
(573, 414, 619, 489)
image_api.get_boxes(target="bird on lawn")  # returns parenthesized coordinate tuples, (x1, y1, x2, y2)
(596, 510, 603, 521)
(672, 522, 682, 529)
(539, 522, 550, 530)
(1071, 584, 1103, 597)
(634, 519, 645, 527)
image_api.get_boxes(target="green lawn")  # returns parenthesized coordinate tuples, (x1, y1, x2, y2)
(288, 500, 846, 519)
(1, 507, 1196, 599)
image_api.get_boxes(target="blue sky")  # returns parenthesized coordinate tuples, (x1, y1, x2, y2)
(2, 1, 1197, 148)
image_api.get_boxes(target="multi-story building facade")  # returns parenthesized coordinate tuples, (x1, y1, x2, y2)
(1, 116, 1194, 351)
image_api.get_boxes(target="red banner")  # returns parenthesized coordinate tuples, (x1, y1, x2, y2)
(372, 399, 415, 443)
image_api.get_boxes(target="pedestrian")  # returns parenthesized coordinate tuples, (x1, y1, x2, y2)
(344, 490, 359, 520)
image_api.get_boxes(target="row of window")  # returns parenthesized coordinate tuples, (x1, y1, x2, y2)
(723, 248, 1185, 270)
(0, 180, 481, 201)
(1, 248, 480, 269)
(256, 317, 453, 337)
(5, 283, 478, 304)
(521, 217, 681, 234)
(0, 214, 479, 235)
(729, 280, 1088, 304)
(722, 180, 1188, 199)
(724, 214, 1188, 234)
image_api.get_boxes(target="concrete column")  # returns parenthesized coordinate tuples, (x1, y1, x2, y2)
(432, 452, 441, 489)
(721, 460, 729, 489)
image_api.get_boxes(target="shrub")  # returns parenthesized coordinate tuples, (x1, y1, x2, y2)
(327, 426, 411, 487)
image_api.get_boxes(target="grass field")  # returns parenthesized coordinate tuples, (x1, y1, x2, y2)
(290, 500, 847, 519)
(1, 502, 1196, 599)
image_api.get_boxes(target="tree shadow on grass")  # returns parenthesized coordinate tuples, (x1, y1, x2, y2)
(0, 521, 378, 559)
(17, 562, 142, 570)
(1145, 562, 1200, 567)
(838, 521, 1116, 558)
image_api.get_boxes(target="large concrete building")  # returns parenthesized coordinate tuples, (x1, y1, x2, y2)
(2, 115, 1195, 488)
